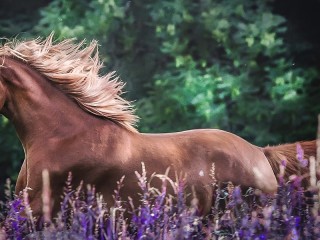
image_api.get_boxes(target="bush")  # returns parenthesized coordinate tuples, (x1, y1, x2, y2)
(135, 1, 319, 146)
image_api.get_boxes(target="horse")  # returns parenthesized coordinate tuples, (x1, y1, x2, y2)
(0, 35, 317, 218)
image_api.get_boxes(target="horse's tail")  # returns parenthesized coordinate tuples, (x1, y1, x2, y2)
(262, 140, 317, 183)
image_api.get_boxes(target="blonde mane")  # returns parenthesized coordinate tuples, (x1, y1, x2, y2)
(0, 34, 138, 132)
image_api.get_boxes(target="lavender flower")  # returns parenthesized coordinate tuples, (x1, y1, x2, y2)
(296, 143, 308, 168)
(1, 158, 320, 239)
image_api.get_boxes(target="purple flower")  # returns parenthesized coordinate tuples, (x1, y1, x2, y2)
(296, 143, 308, 168)
(2, 163, 319, 239)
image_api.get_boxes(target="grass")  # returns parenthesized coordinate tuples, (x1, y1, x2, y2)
(0, 156, 319, 239)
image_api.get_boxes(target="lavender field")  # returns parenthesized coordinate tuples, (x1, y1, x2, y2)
(1, 155, 319, 240)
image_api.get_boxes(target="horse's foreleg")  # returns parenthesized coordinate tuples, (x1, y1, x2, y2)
(15, 159, 27, 195)
(15, 162, 45, 219)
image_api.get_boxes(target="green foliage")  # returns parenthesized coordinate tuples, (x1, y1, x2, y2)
(136, 0, 319, 145)
(0, 117, 24, 191)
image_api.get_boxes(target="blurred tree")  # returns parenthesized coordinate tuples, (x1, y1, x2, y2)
(0, 0, 49, 38)
(135, 0, 319, 145)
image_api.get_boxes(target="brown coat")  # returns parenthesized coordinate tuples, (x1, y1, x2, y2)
(0, 41, 316, 218)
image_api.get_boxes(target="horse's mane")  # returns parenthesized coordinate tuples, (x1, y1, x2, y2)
(0, 34, 138, 132)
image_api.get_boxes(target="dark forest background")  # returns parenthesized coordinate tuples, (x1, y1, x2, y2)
(0, 0, 319, 196)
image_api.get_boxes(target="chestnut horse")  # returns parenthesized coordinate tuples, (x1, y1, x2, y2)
(0, 35, 317, 217)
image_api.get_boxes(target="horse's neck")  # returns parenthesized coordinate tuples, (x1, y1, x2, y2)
(2, 59, 109, 150)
